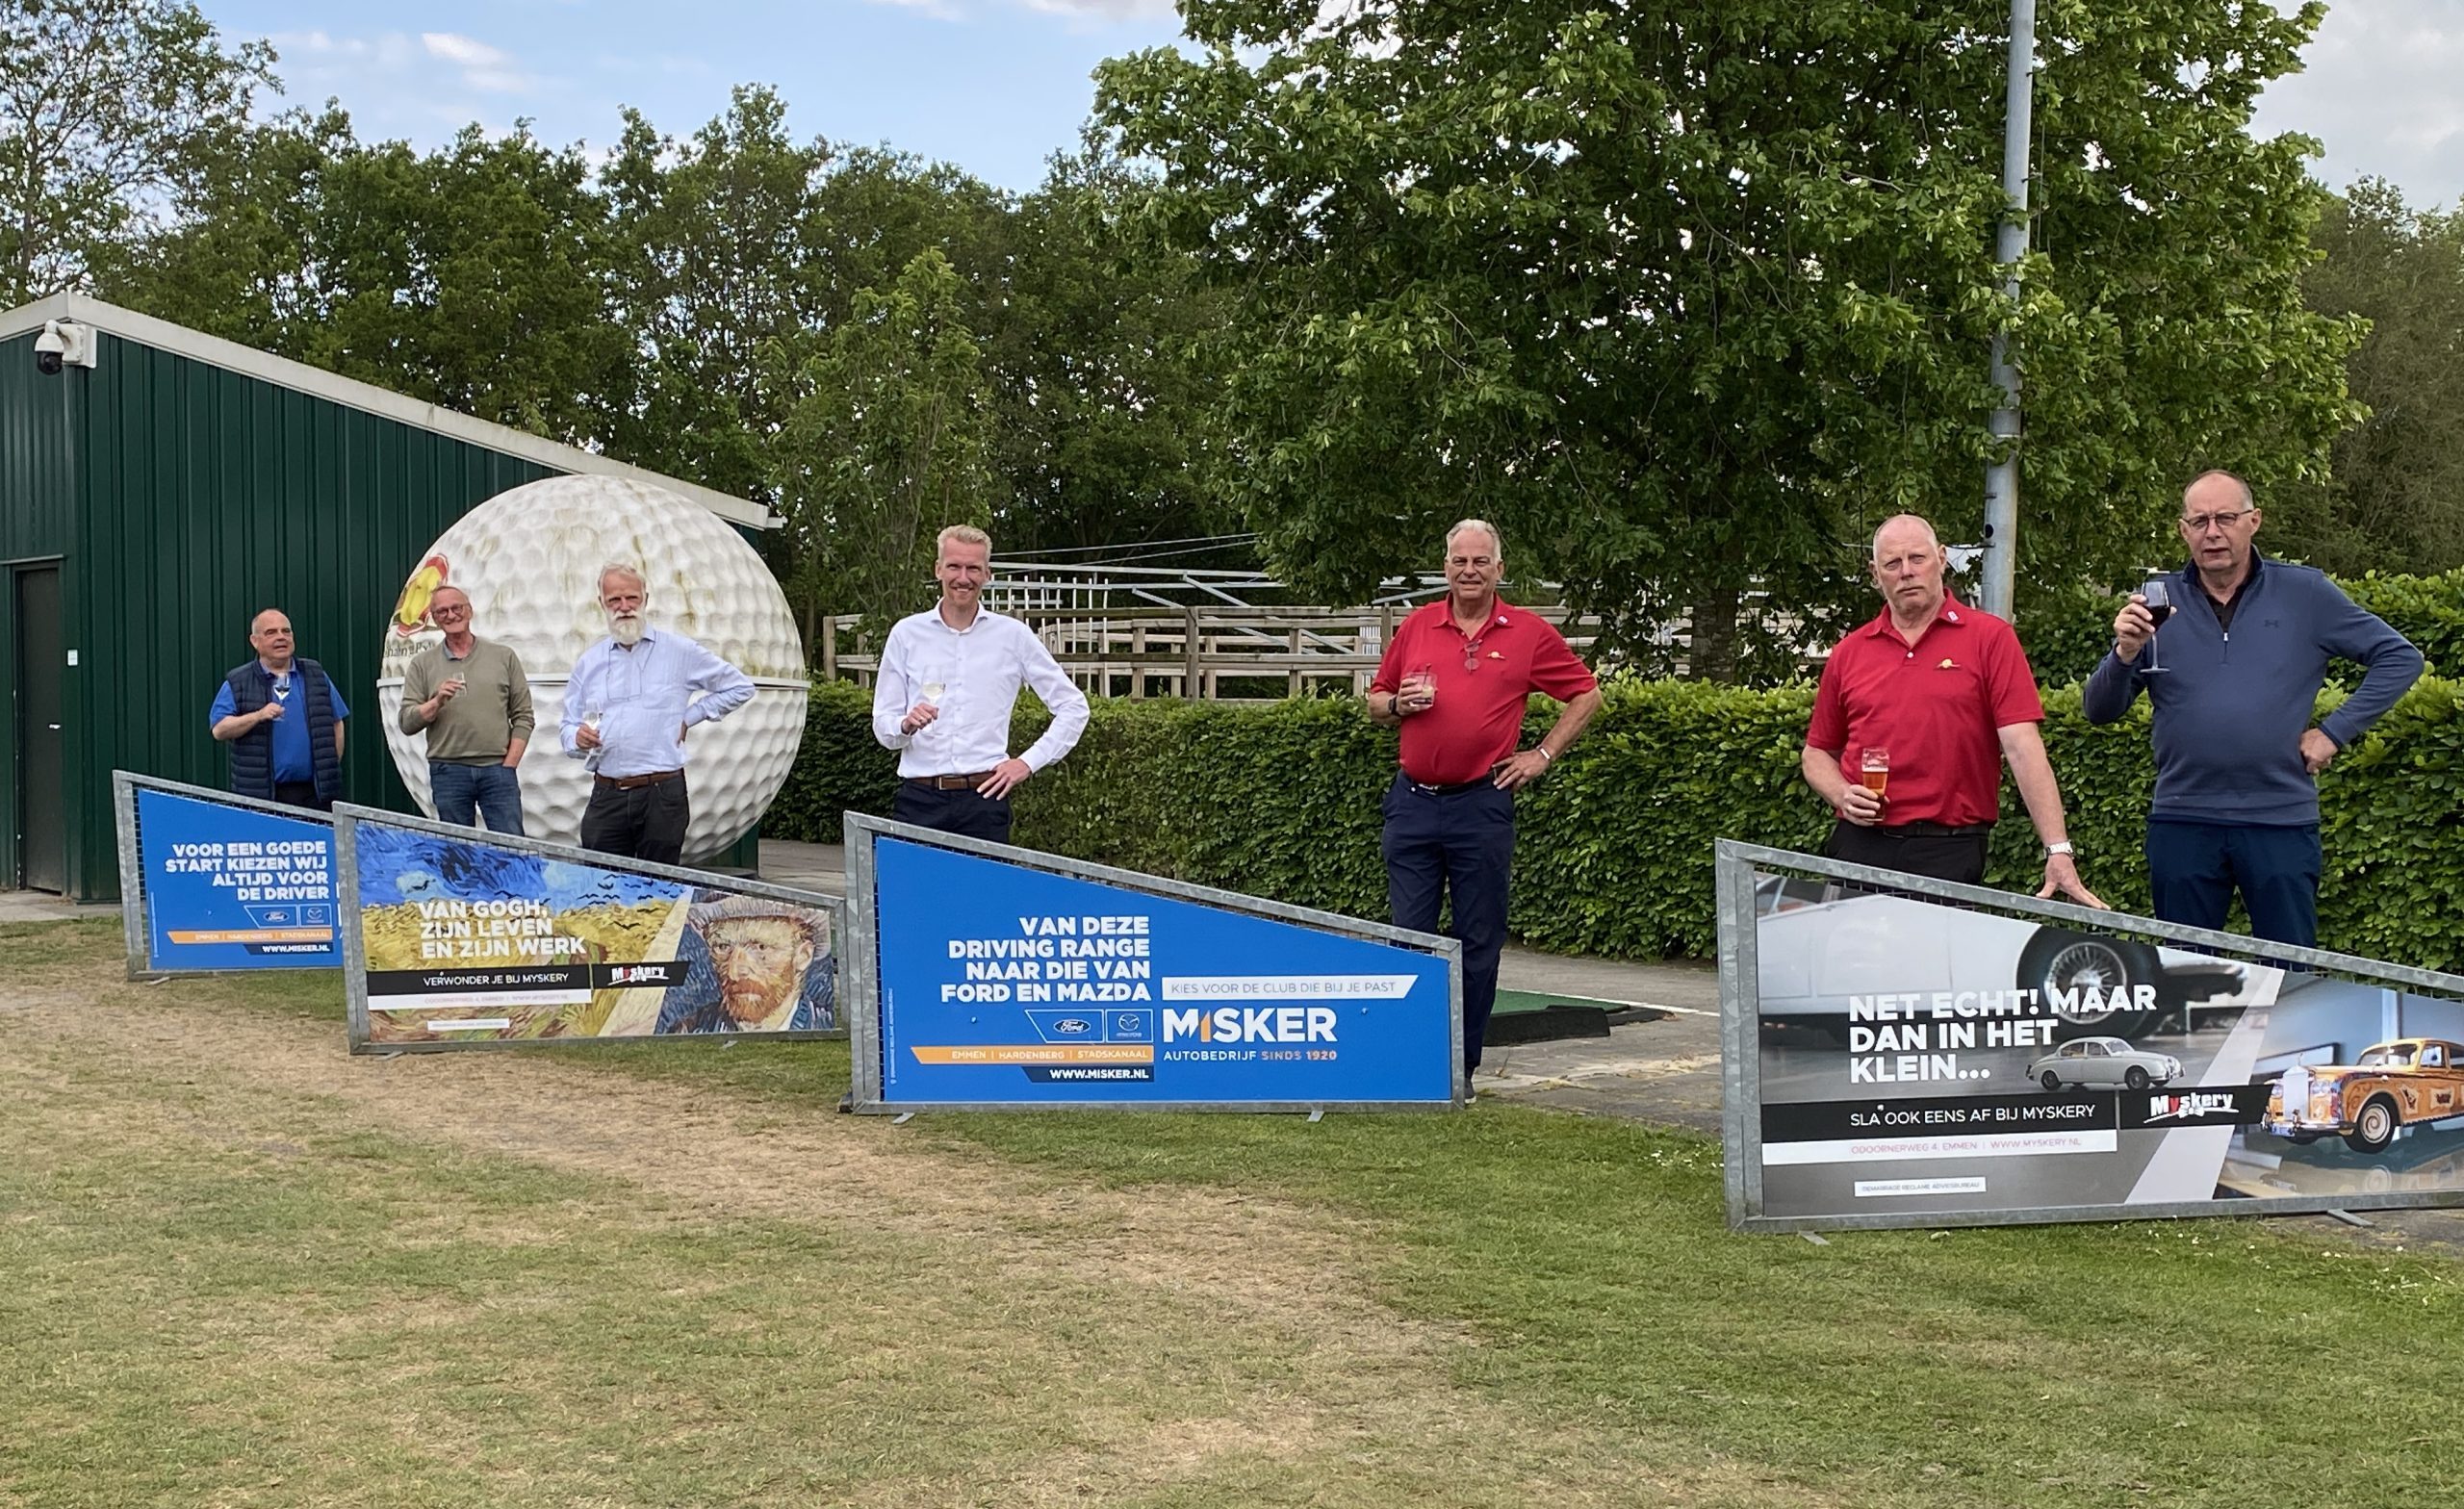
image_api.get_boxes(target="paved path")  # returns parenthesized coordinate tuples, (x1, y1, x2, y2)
(757, 838, 1726, 1131)
(12, 832, 2456, 1248)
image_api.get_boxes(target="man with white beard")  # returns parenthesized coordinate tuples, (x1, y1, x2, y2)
(561, 561, 755, 864)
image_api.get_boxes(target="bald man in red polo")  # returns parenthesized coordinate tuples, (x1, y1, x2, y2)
(1803, 514, 2103, 904)
(1369, 519, 1603, 1086)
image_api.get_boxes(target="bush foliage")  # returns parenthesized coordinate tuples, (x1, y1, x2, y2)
(771, 673, 2464, 973)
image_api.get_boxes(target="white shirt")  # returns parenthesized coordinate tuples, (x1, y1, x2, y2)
(560, 626, 756, 779)
(872, 606, 1090, 778)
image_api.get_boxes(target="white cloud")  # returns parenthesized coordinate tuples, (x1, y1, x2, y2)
(422, 33, 512, 69)
(251, 27, 549, 136)
(2253, 0, 2464, 210)
(1018, 0, 1181, 19)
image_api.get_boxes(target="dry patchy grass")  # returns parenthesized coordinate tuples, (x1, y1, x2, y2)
(0, 921, 1805, 1508)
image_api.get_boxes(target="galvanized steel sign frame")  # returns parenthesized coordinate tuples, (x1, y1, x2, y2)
(1719, 839, 2464, 1232)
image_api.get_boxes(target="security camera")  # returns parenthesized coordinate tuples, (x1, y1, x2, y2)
(33, 320, 95, 375)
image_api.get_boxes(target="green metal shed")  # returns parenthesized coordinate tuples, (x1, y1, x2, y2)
(0, 294, 778, 902)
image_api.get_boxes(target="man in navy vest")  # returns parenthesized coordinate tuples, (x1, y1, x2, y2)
(210, 608, 348, 811)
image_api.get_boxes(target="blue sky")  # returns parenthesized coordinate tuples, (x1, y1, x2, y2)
(193, 0, 2461, 208)
(195, 0, 1184, 194)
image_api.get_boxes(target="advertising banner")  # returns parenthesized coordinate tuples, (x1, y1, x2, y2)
(1720, 841, 2464, 1230)
(339, 806, 840, 1052)
(117, 774, 339, 974)
(848, 820, 1459, 1111)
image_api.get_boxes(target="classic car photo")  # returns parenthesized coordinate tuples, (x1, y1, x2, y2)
(1754, 880, 2259, 1040)
(2026, 1036, 2184, 1091)
(2262, 1038, 2464, 1154)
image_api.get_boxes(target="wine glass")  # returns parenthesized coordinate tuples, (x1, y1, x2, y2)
(2140, 576, 2172, 675)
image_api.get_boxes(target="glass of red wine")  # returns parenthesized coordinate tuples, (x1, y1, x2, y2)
(2141, 576, 2172, 675)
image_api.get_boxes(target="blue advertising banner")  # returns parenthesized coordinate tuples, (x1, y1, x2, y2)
(133, 784, 337, 970)
(867, 835, 1456, 1108)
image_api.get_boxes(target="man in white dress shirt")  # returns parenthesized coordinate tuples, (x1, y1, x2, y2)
(872, 525, 1091, 844)
(563, 562, 756, 864)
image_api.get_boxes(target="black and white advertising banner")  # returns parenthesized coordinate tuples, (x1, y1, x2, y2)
(1718, 841, 2464, 1231)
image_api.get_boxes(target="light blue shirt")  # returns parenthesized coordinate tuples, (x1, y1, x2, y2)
(560, 626, 755, 779)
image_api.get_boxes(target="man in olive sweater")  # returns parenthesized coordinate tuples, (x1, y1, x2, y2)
(2084, 471, 2424, 949)
(398, 586, 536, 836)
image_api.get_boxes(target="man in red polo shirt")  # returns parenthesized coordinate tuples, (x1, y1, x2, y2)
(1369, 519, 1603, 1084)
(1803, 513, 2103, 903)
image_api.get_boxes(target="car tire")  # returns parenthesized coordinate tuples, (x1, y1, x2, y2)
(2041, 1069, 2064, 1092)
(2016, 929, 2162, 1039)
(2124, 1065, 2150, 1090)
(2346, 1096, 2400, 1155)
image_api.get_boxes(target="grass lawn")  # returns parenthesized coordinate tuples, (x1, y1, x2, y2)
(6, 918, 2458, 1506)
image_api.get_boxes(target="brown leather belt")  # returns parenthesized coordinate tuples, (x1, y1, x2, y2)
(595, 769, 683, 790)
(908, 772, 996, 791)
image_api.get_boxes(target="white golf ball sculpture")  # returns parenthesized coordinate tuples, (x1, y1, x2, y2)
(377, 477, 809, 864)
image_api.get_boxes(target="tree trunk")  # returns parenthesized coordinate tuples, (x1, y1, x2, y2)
(1687, 588, 1742, 683)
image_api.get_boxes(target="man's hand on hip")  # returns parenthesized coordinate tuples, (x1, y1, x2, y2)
(1490, 751, 1551, 790)
(977, 758, 1032, 800)
(2300, 728, 2338, 774)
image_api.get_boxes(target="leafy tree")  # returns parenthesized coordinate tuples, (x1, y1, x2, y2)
(0, 0, 274, 303)
(597, 86, 838, 503)
(986, 142, 1235, 558)
(106, 112, 629, 444)
(1096, 0, 2358, 679)
(2265, 179, 2464, 575)
(770, 248, 996, 641)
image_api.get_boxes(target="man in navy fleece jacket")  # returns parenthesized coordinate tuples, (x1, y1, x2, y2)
(2083, 471, 2424, 949)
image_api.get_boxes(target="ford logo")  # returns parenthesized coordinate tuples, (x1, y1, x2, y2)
(1052, 1017, 1092, 1035)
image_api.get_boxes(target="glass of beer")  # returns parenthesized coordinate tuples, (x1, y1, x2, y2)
(1860, 747, 1889, 803)
(2140, 577, 2172, 675)
(1403, 663, 1436, 706)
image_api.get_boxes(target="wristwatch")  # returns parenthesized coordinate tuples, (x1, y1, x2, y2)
(2045, 841, 2074, 857)
(1388, 692, 1401, 717)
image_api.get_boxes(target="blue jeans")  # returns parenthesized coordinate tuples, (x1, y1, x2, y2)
(1381, 773, 1515, 1073)
(2145, 819, 2320, 950)
(431, 762, 526, 836)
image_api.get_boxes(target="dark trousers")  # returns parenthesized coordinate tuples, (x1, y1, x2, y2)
(581, 776, 689, 865)
(2146, 819, 2321, 949)
(893, 780, 1014, 845)
(1823, 821, 1990, 885)
(430, 762, 526, 836)
(271, 780, 332, 813)
(1381, 773, 1514, 1074)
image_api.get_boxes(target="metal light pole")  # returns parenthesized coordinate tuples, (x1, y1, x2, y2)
(1978, 0, 2036, 620)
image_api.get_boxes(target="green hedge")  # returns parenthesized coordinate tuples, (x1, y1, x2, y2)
(770, 676, 2464, 972)
(2021, 565, 2464, 686)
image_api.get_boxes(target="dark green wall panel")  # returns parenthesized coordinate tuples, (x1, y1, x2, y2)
(45, 331, 559, 899)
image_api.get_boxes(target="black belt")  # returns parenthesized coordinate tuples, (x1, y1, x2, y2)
(1875, 821, 1992, 838)
(595, 769, 682, 790)
(1404, 778, 1491, 797)
(908, 772, 997, 791)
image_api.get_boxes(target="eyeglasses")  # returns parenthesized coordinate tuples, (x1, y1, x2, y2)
(1463, 637, 1484, 672)
(2181, 509, 2256, 534)
(431, 603, 471, 620)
